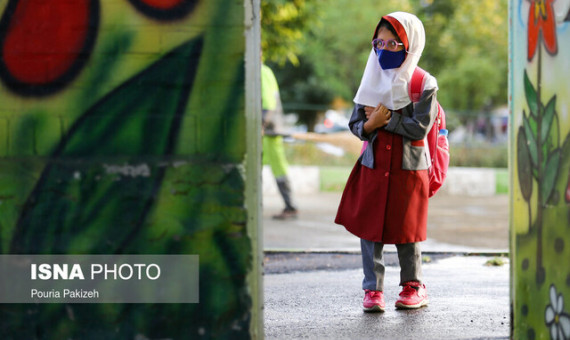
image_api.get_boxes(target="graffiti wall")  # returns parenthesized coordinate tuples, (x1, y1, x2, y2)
(510, 0, 570, 339)
(0, 0, 261, 338)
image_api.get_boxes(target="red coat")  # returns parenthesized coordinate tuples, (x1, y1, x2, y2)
(335, 128, 428, 243)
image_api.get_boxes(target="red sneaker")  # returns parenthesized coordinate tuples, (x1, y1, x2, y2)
(363, 289, 385, 312)
(395, 281, 429, 309)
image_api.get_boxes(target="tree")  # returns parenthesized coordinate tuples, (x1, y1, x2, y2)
(300, 0, 414, 102)
(269, 57, 334, 131)
(265, 0, 414, 131)
(261, 0, 320, 65)
(420, 0, 508, 112)
(261, 0, 325, 131)
(262, 0, 509, 131)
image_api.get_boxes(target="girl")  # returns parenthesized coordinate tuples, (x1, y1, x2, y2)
(335, 12, 438, 312)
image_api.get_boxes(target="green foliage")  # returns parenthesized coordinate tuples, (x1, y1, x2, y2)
(262, 0, 509, 128)
(264, 0, 415, 130)
(319, 166, 351, 191)
(450, 144, 508, 168)
(299, 0, 413, 101)
(261, 0, 320, 65)
(437, 57, 502, 110)
(285, 140, 507, 168)
(261, 0, 327, 130)
(284, 141, 357, 167)
(309, 159, 509, 194)
(422, 0, 508, 111)
(270, 58, 335, 130)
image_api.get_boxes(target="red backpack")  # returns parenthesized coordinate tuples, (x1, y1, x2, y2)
(409, 67, 449, 197)
(359, 67, 449, 197)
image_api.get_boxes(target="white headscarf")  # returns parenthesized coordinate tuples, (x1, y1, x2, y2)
(353, 12, 432, 110)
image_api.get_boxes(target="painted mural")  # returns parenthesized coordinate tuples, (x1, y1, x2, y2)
(511, 0, 570, 339)
(0, 0, 255, 338)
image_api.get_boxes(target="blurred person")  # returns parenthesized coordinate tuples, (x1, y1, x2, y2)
(335, 12, 438, 312)
(262, 64, 298, 220)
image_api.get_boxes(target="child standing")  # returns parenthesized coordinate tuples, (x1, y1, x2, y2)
(335, 12, 438, 312)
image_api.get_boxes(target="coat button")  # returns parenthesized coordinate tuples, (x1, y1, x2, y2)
(386, 145, 391, 150)
(384, 172, 389, 177)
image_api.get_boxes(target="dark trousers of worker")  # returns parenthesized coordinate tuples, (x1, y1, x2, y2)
(275, 176, 296, 211)
(361, 239, 423, 291)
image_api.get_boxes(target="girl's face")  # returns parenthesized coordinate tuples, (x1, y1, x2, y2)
(375, 27, 404, 52)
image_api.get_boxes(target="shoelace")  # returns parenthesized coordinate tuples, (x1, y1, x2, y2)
(399, 285, 418, 297)
(367, 290, 382, 298)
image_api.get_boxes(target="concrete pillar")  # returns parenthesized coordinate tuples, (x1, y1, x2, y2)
(510, 1, 570, 338)
(0, 0, 262, 337)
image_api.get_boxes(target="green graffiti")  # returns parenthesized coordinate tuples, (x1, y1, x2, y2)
(10, 38, 204, 254)
(1, 36, 252, 338)
(0, 0, 254, 336)
(513, 2, 570, 337)
(517, 68, 563, 287)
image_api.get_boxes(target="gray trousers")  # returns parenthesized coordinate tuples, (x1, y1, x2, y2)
(275, 176, 297, 211)
(361, 239, 423, 291)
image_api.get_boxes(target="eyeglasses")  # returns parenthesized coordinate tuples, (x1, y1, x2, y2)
(372, 38, 404, 52)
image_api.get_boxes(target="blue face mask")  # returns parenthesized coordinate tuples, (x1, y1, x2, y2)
(377, 49, 406, 69)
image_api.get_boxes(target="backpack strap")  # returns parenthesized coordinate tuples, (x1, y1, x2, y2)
(408, 67, 427, 103)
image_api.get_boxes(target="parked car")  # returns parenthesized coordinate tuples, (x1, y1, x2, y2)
(314, 110, 350, 133)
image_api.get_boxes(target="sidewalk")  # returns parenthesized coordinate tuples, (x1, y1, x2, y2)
(262, 191, 510, 339)
(263, 191, 509, 253)
(264, 255, 509, 340)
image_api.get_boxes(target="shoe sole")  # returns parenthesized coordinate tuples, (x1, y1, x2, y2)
(363, 305, 385, 313)
(395, 299, 429, 309)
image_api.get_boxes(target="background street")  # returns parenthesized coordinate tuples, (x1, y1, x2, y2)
(262, 191, 510, 339)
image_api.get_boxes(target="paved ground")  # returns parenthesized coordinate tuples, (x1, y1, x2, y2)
(263, 191, 509, 253)
(264, 256, 510, 340)
(262, 191, 511, 339)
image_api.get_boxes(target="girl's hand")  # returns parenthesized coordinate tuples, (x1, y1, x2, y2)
(364, 104, 391, 134)
(364, 106, 375, 119)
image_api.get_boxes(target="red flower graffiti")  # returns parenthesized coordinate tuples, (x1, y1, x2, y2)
(0, 0, 197, 96)
(520, 0, 561, 286)
(527, 0, 558, 61)
(127, 0, 198, 20)
(0, 0, 98, 96)
(136, 0, 186, 9)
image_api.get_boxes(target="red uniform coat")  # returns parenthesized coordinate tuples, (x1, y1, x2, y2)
(335, 127, 429, 244)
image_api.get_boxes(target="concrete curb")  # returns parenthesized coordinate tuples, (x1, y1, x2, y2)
(263, 249, 510, 256)
(263, 165, 507, 196)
